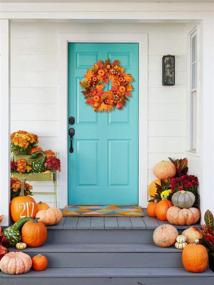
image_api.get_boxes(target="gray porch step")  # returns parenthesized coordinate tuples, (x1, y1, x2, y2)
(47, 228, 154, 243)
(0, 267, 213, 285)
(47, 216, 199, 244)
(23, 243, 183, 268)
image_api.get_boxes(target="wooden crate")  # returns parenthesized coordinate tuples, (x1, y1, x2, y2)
(11, 172, 56, 182)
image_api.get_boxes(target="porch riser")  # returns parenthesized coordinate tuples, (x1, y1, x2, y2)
(0, 277, 214, 285)
(26, 252, 182, 268)
(47, 229, 153, 244)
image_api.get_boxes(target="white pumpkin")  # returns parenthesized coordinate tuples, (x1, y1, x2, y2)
(182, 227, 203, 243)
(0, 252, 32, 275)
(175, 241, 187, 250)
(153, 224, 178, 247)
(171, 190, 195, 209)
(176, 235, 186, 243)
(36, 208, 63, 225)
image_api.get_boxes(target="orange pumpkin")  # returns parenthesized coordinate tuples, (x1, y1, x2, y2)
(148, 179, 161, 198)
(182, 243, 208, 273)
(21, 220, 47, 247)
(147, 202, 157, 218)
(32, 254, 48, 271)
(10, 196, 38, 222)
(167, 206, 200, 225)
(36, 208, 63, 225)
(155, 200, 172, 221)
(37, 201, 49, 211)
(153, 160, 176, 179)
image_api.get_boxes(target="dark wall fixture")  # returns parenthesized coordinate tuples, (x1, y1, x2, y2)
(162, 55, 175, 86)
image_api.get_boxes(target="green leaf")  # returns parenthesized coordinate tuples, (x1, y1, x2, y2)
(204, 210, 214, 228)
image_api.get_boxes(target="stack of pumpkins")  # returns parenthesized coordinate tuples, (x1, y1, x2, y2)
(147, 159, 200, 226)
(149, 160, 208, 274)
(153, 224, 208, 273)
(0, 197, 63, 275)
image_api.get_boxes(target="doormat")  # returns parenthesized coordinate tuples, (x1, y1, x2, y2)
(63, 205, 144, 217)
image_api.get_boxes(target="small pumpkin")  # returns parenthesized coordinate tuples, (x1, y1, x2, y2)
(175, 241, 187, 250)
(171, 190, 195, 209)
(21, 220, 47, 247)
(36, 208, 63, 225)
(167, 206, 200, 225)
(32, 254, 48, 271)
(175, 235, 187, 250)
(148, 179, 160, 197)
(16, 242, 27, 250)
(155, 200, 172, 221)
(182, 227, 203, 243)
(10, 195, 38, 222)
(0, 252, 32, 275)
(37, 201, 49, 211)
(176, 235, 186, 243)
(153, 160, 176, 180)
(147, 202, 157, 218)
(153, 224, 178, 247)
(182, 243, 208, 273)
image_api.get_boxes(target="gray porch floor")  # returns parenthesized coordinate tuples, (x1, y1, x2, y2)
(50, 210, 199, 230)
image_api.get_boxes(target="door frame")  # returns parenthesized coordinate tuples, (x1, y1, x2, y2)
(58, 32, 148, 208)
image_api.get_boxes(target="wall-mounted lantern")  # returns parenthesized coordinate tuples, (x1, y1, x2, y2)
(162, 55, 175, 86)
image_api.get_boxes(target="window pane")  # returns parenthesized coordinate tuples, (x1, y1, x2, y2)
(192, 35, 197, 63)
(192, 62, 197, 89)
(190, 91, 197, 151)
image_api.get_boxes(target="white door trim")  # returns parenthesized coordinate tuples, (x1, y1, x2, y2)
(58, 32, 148, 208)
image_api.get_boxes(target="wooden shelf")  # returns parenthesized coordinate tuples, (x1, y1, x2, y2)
(11, 172, 56, 182)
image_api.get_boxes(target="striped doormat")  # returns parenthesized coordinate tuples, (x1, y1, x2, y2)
(63, 205, 144, 217)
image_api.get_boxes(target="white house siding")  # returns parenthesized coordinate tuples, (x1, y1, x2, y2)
(10, 21, 197, 206)
(0, 20, 10, 226)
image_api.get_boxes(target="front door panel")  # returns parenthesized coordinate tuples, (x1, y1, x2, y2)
(68, 43, 139, 205)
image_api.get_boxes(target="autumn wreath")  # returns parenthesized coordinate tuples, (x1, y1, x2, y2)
(80, 59, 134, 112)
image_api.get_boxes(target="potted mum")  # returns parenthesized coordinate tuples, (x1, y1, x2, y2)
(169, 175, 200, 207)
(11, 150, 60, 174)
(10, 177, 32, 199)
(202, 210, 214, 272)
(11, 130, 38, 155)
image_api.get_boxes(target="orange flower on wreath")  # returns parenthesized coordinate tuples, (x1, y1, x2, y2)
(80, 59, 134, 112)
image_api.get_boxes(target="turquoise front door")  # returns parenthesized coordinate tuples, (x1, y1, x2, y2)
(68, 43, 139, 205)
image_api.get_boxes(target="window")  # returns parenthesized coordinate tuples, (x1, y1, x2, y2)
(189, 30, 198, 152)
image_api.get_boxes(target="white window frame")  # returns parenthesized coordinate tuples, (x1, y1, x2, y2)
(188, 27, 200, 154)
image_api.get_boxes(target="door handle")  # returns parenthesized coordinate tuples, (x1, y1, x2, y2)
(69, 116, 75, 125)
(68, 128, 75, 153)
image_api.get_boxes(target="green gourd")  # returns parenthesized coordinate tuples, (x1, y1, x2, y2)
(32, 160, 45, 173)
(3, 217, 32, 247)
(31, 151, 46, 173)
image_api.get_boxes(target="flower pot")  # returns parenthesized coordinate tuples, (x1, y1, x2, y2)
(209, 253, 214, 272)
(12, 154, 32, 163)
